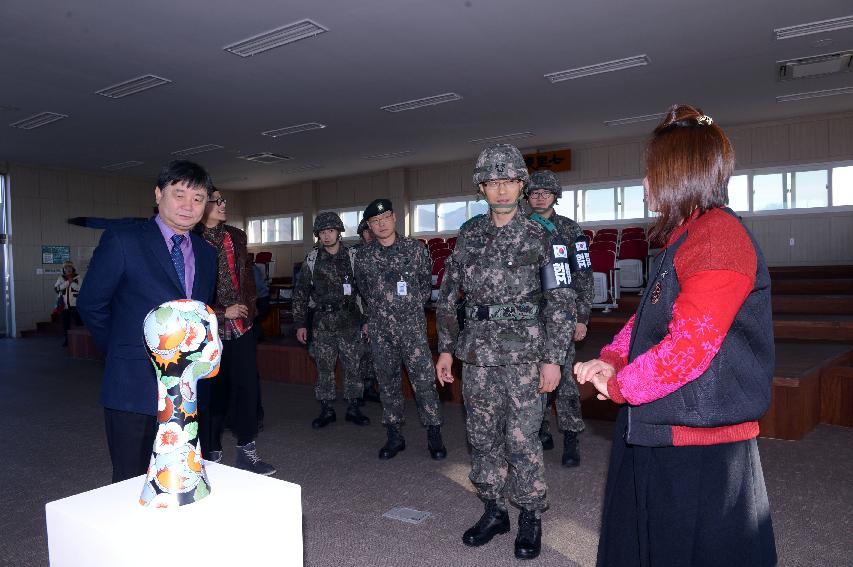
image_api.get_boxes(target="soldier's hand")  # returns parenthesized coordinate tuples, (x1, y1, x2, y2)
(435, 352, 455, 386)
(296, 327, 308, 344)
(574, 322, 587, 341)
(539, 363, 561, 393)
(574, 359, 615, 401)
(361, 323, 369, 342)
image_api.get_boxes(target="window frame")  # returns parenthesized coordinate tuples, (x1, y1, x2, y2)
(410, 195, 488, 237)
(246, 212, 304, 245)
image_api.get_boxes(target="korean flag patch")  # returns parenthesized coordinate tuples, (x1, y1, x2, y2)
(575, 240, 588, 251)
(553, 244, 568, 259)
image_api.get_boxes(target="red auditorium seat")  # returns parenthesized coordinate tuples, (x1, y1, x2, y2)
(617, 238, 650, 290)
(593, 232, 618, 244)
(446, 236, 458, 250)
(620, 231, 646, 242)
(590, 240, 617, 254)
(582, 229, 595, 240)
(590, 249, 619, 312)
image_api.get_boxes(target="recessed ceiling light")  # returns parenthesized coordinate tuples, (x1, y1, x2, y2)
(101, 160, 144, 171)
(10, 112, 68, 130)
(774, 15, 853, 40)
(95, 75, 172, 99)
(776, 86, 853, 102)
(381, 93, 462, 113)
(238, 152, 294, 164)
(468, 132, 534, 144)
(545, 55, 650, 83)
(363, 150, 414, 160)
(171, 144, 224, 157)
(604, 113, 666, 127)
(224, 19, 328, 57)
(262, 122, 327, 137)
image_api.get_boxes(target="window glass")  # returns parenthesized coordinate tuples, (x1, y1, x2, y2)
(468, 199, 488, 218)
(621, 185, 645, 219)
(833, 166, 853, 206)
(340, 210, 359, 236)
(583, 188, 615, 221)
(437, 201, 467, 231)
(727, 175, 749, 211)
(293, 216, 303, 241)
(753, 173, 784, 211)
(247, 219, 262, 244)
(792, 170, 828, 209)
(414, 203, 436, 232)
(554, 190, 576, 219)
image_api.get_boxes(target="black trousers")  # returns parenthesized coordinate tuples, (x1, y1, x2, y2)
(61, 306, 82, 339)
(103, 408, 157, 483)
(198, 331, 259, 451)
(597, 408, 777, 567)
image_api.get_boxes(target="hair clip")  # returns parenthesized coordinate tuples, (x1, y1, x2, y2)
(696, 115, 713, 126)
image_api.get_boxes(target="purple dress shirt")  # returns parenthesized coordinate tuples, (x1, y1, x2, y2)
(154, 215, 195, 298)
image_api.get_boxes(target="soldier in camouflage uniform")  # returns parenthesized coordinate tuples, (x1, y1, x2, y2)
(354, 198, 446, 461)
(293, 212, 370, 429)
(353, 218, 381, 404)
(526, 169, 594, 467)
(435, 145, 576, 560)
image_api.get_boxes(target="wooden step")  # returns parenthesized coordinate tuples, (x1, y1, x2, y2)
(772, 294, 853, 315)
(769, 265, 853, 279)
(773, 316, 853, 342)
(772, 278, 853, 295)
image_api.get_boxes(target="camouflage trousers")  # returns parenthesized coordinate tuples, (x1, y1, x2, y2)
(541, 341, 585, 434)
(369, 326, 442, 428)
(308, 324, 363, 402)
(463, 362, 547, 512)
(359, 336, 378, 390)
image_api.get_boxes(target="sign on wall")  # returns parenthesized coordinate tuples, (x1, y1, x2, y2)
(523, 149, 572, 173)
(42, 245, 70, 265)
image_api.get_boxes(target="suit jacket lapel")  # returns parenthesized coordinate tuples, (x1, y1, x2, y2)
(143, 220, 184, 296)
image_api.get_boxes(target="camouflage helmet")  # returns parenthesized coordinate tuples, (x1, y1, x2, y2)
(526, 169, 562, 199)
(473, 143, 530, 187)
(357, 217, 370, 237)
(313, 211, 345, 237)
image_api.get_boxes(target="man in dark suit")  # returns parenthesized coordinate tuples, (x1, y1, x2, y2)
(77, 160, 218, 483)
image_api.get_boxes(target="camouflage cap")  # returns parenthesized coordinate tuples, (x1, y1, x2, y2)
(313, 211, 345, 237)
(473, 143, 530, 186)
(526, 169, 562, 198)
(363, 198, 393, 220)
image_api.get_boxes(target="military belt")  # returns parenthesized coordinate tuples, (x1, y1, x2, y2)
(314, 302, 340, 313)
(465, 301, 540, 321)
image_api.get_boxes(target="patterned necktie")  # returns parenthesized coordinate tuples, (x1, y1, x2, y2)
(170, 234, 186, 295)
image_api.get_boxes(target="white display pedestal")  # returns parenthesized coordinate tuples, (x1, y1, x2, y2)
(45, 463, 302, 566)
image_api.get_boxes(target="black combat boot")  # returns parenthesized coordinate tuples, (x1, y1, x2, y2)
(311, 401, 336, 429)
(538, 421, 554, 451)
(363, 386, 381, 403)
(561, 431, 580, 467)
(427, 425, 447, 460)
(514, 509, 542, 560)
(378, 425, 405, 459)
(345, 399, 370, 426)
(462, 500, 510, 547)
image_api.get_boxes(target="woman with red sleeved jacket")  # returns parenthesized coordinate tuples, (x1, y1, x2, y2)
(575, 105, 777, 567)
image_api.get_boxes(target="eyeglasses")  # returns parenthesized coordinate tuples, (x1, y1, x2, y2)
(368, 212, 394, 227)
(527, 190, 553, 199)
(208, 197, 227, 206)
(482, 179, 521, 190)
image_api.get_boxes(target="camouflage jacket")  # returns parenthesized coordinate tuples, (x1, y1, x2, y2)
(437, 211, 575, 366)
(535, 212, 594, 325)
(354, 233, 431, 328)
(292, 244, 362, 330)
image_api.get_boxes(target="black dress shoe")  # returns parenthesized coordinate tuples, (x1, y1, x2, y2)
(427, 425, 447, 460)
(378, 425, 405, 459)
(345, 401, 370, 426)
(311, 402, 336, 429)
(514, 509, 542, 560)
(538, 423, 554, 451)
(561, 431, 580, 467)
(462, 501, 510, 547)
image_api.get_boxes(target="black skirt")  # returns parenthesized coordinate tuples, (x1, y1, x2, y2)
(597, 407, 777, 567)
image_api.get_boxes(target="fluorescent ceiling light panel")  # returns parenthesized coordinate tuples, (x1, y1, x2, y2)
(381, 92, 462, 113)
(776, 86, 853, 102)
(545, 54, 650, 83)
(604, 113, 666, 127)
(778, 51, 852, 80)
(774, 15, 853, 40)
(171, 144, 224, 157)
(238, 152, 294, 164)
(10, 112, 68, 129)
(95, 75, 172, 99)
(468, 131, 534, 144)
(102, 160, 144, 171)
(363, 150, 414, 160)
(262, 122, 327, 137)
(224, 19, 328, 57)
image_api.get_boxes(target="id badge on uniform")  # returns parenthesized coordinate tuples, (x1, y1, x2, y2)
(343, 283, 352, 296)
(397, 279, 408, 296)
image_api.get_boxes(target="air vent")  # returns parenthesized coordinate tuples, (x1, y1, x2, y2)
(224, 19, 328, 57)
(777, 86, 853, 102)
(363, 150, 414, 160)
(171, 144, 224, 157)
(778, 51, 853, 80)
(283, 164, 323, 174)
(10, 112, 68, 129)
(774, 15, 853, 40)
(604, 113, 666, 127)
(545, 54, 650, 83)
(381, 92, 462, 113)
(468, 131, 534, 144)
(95, 75, 172, 99)
(101, 160, 144, 171)
(239, 152, 294, 164)
(262, 122, 327, 137)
